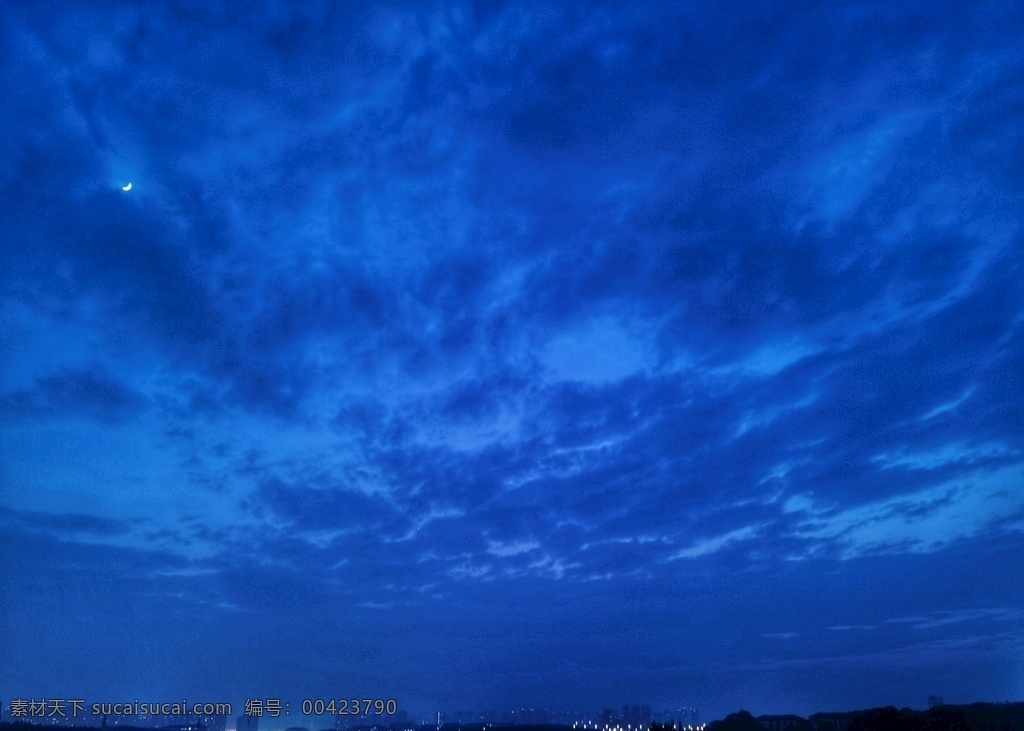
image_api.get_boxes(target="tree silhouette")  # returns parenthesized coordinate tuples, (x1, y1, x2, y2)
(709, 710, 758, 731)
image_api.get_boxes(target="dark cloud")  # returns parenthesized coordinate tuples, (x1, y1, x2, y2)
(257, 476, 397, 531)
(0, 507, 137, 536)
(1, 366, 148, 423)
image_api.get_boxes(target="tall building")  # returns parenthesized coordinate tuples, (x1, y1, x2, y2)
(618, 704, 649, 727)
(237, 715, 259, 731)
(200, 716, 228, 731)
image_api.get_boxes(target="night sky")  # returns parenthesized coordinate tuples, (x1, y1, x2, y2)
(2, 0, 1023, 722)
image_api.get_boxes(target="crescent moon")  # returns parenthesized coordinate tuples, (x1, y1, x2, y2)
(121, 182, 133, 191)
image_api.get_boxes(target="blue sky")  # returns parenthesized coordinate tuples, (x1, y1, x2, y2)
(2, 0, 1023, 721)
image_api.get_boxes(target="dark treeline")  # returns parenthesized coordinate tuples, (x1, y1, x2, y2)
(698, 701, 1024, 731)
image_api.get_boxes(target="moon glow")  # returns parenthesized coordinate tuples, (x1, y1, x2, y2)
(121, 182, 132, 191)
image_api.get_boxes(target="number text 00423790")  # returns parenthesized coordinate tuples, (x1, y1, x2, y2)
(301, 699, 398, 716)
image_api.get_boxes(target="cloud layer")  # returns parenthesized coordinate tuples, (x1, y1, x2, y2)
(2, 0, 1023, 720)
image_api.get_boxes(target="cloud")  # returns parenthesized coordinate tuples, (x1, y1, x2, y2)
(786, 464, 1024, 559)
(487, 539, 540, 557)
(667, 526, 762, 561)
(886, 608, 1024, 631)
(0, 366, 148, 423)
(871, 441, 1018, 471)
(0, 507, 137, 536)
